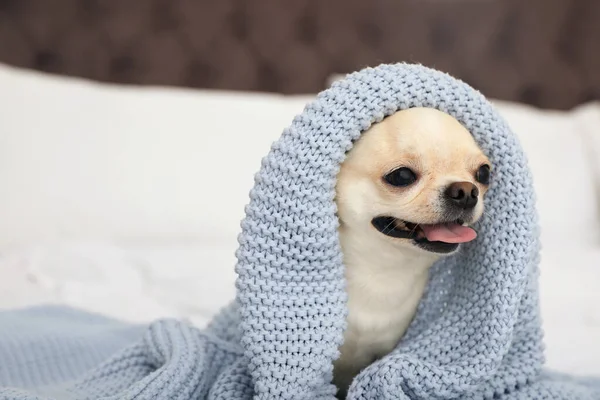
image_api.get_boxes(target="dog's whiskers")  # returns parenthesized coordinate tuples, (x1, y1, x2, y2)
(409, 224, 421, 237)
(382, 219, 396, 235)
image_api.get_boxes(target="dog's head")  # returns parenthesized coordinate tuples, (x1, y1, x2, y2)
(336, 107, 491, 255)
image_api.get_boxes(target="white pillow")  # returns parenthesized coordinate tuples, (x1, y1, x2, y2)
(0, 64, 310, 248)
(575, 102, 600, 198)
(492, 101, 600, 246)
(0, 63, 597, 248)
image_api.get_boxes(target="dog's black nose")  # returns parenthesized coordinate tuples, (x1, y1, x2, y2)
(445, 181, 479, 209)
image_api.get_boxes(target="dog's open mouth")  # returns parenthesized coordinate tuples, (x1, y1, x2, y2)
(371, 216, 477, 253)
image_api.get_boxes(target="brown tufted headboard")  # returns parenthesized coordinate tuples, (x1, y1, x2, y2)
(0, 0, 599, 110)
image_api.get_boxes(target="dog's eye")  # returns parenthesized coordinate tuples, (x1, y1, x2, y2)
(475, 164, 491, 185)
(383, 167, 417, 187)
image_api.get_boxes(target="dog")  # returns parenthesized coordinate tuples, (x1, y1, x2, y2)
(333, 107, 491, 397)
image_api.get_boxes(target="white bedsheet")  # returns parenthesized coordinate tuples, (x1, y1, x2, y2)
(0, 241, 237, 326)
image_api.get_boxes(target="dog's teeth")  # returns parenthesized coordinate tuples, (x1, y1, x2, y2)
(394, 220, 406, 229)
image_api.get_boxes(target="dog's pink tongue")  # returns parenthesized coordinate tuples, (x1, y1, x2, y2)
(420, 223, 477, 243)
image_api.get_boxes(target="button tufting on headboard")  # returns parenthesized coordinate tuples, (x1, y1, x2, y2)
(0, 0, 599, 109)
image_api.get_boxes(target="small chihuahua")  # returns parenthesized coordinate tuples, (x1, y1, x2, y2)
(333, 107, 491, 396)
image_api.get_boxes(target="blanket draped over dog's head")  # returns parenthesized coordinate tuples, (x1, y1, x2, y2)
(230, 63, 598, 399)
(1, 63, 599, 400)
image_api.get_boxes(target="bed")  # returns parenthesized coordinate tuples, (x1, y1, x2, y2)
(0, 0, 599, 378)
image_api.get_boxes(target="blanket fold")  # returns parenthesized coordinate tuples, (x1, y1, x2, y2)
(1, 63, 599, 400)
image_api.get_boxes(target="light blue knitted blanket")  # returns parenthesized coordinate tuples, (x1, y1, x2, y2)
(1, 63, 599, 400)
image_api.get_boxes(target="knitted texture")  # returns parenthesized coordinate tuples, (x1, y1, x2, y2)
(1, 63, 599, 400)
